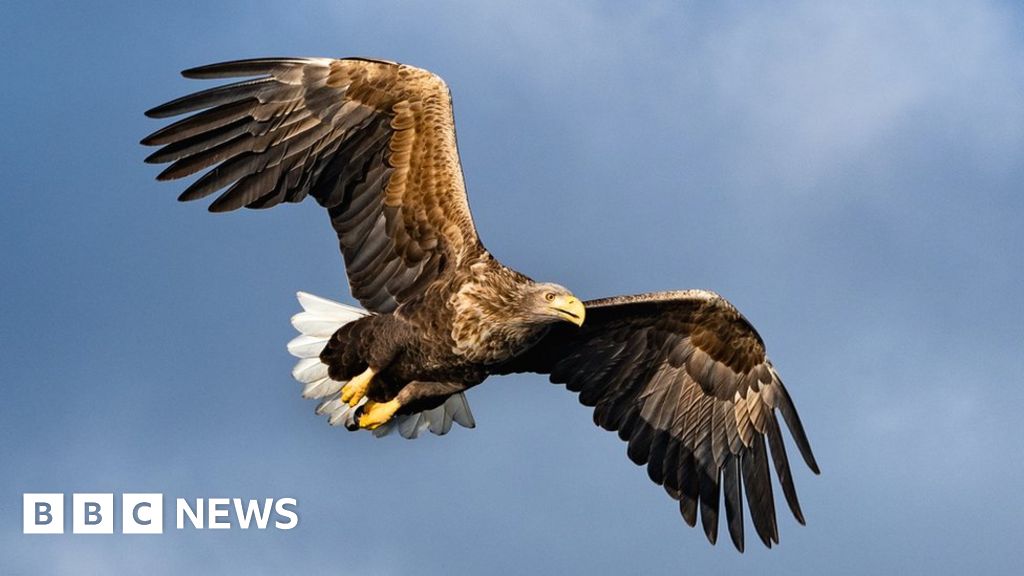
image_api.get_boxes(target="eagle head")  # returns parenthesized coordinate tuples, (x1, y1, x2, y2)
(522, 282, 585, 327)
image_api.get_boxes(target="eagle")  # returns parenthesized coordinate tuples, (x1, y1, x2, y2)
(142, 57, 819, 550)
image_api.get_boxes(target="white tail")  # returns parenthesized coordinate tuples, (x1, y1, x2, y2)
(287, 291, 475, 438)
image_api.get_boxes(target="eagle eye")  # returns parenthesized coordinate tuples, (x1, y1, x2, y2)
(544, 292, 556, 302)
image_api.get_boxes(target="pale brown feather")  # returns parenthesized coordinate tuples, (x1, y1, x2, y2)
(143, 57, 484, 314)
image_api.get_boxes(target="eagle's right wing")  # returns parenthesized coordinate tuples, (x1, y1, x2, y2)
(499, 290, 819, 551)
(143, 57, 483, 313)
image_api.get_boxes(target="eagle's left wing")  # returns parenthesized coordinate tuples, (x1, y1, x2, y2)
(142, 57, 484, 314)
(498, 290, 819, 551)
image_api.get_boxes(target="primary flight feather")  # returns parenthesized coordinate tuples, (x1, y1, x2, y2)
(143, 56, 819, 551)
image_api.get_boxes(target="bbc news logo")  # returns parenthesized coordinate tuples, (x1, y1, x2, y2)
(23, 493, 299, 534)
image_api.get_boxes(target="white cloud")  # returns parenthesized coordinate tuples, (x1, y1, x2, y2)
(680, 2, 1024, 200)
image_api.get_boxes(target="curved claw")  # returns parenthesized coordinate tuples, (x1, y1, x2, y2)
(345, 404, 363, 431)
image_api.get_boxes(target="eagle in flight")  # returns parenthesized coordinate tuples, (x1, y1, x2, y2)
(143, 57, 819, 551)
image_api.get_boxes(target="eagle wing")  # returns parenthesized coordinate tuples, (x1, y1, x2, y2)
(143, 57, 483, 313)
(499, 290, 819, 551)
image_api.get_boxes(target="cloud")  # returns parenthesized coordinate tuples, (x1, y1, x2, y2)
(673, 2, 1024, 202)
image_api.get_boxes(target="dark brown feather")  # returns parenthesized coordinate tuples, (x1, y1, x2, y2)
(723, 456, 744, 552)
(143, 57, 485, 314)
(499, 290, 819, 550)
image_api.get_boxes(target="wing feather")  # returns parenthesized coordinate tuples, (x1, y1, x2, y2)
(144, 57, 484, 313)
(742, 433, 779, 547)
(722, 456, 744, 551)
(499, 290, 818, 550)
(678, 451, 701, 527)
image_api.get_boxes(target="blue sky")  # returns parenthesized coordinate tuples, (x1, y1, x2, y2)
(2, 1, 1023, 574)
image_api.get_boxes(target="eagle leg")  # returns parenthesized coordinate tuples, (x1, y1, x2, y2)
(355, 398, 402, 430)
(340, 367, 377, 407)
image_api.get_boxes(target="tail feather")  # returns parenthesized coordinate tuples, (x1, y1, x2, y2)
(429, 407, 454, 436)
(296, 291, 366, 318)
(291, 357, 329, 383)
(378, 393, 477, 439)
(447, 392, 476, 429)
(316, 396, 365, 428)
(300, 377, 343, 400)
(288, 291, 475, 439)
(287, 335, 332, 359)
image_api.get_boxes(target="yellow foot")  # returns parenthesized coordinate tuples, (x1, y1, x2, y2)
(357, 399, 402, 430)
(340, 367, 376, 407)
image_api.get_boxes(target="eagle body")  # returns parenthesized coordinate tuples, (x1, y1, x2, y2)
(144, 56, 820, 551)
(318, 252, 555, 413)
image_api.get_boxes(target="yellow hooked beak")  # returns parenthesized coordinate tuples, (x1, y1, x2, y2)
(549, 294, 585, 327)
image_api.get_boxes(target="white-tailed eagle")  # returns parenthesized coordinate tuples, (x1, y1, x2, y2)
(143, 57, 819, 550)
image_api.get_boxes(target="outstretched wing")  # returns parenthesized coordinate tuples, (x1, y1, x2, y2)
(143, 57, 483, 313)
(499, 290, 819, 551)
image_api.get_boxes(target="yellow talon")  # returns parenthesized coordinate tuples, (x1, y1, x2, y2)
(358, 399, 402, 430)
(341, 367, 376, 407)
